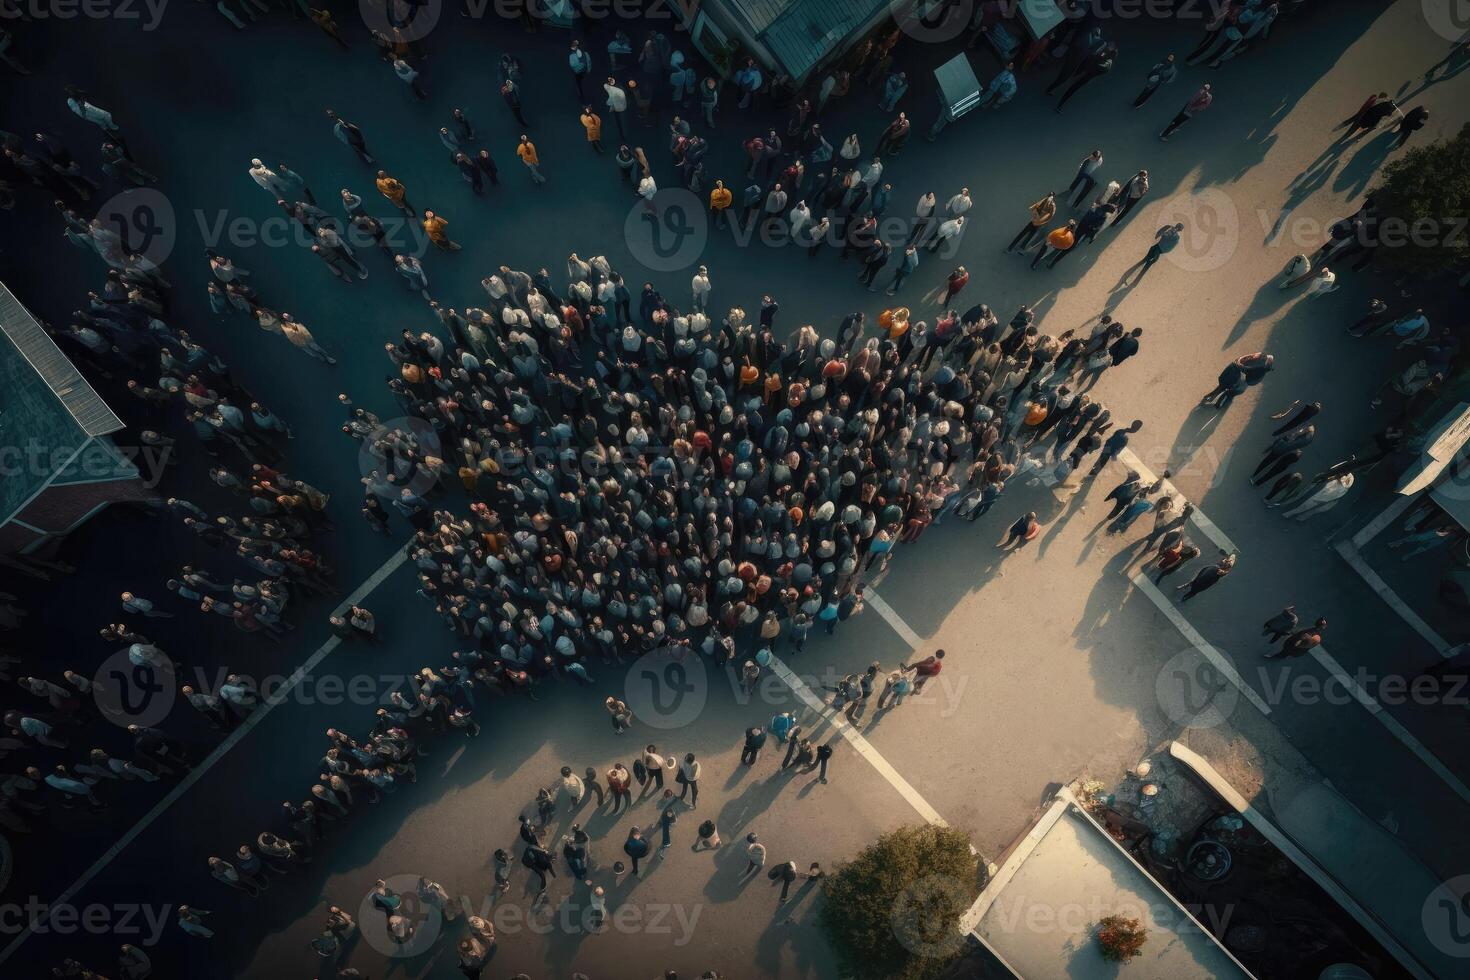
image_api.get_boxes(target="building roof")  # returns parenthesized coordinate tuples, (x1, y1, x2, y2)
(967, 789, 1254, 980)
(0, 282, 124, 525)
(728, 0, 889, 80)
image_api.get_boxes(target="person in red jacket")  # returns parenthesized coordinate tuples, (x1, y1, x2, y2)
(940, 265, 969, 306)
(901, 649, 946, 694)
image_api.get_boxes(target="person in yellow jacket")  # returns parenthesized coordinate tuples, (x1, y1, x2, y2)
(375, 170, 414, 216)
(579, 108, 603, 154)
(1030, 219, 1076, 270)
(516, 135, 545, 185)
(422, 210, 462, 251)
(1007, 192, 1055, 253)
(708, 179, 733, 226)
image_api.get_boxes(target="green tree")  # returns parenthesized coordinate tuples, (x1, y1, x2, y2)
(1372, 122, 1470, 278)
(820, 824, 980, 980)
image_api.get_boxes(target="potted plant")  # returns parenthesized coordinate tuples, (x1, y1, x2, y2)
(1095, 914, 1147, 962)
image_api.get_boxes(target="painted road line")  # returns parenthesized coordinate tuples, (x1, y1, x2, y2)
(1310, 645, 1470, 807)
(1351, 494, 1416, 549)
(1116, 447, 1239, 555)
(0, 545, 410, 970)
(865, 589, 924, 649)
(767, 655, 948, 827)
(1130, 573, 1274, 717)
(1333, 538, 1451, 656)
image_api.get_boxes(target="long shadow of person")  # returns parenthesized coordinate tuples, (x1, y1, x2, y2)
(1333, 129, 1398, 200)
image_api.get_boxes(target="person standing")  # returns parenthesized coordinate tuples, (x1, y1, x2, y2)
(517, 136, 546, 185)
(1133, 54, 1176, 108)
(1066, 150, 1104, 208)
(814, 742, 834, 783)
(579, 107, 604, 153)
(375, 171, 415, 216)
(623, 826, 650, 876)
(422, 211, 461, 251)
(1055, 44, 1115, 113)
(391, 57, 427, 100)
(1030, 220, 1076, 269)
(886, 244, 918, 295)
(604, 78, 629, 138)
(940, 265, 969, 306)
(1115, 170, 1150, 223)
(1160, 83, 1213, 140)
(1261, 606, 1298, 643)
(569, 40, 592, 101)
(742, 833, 766, 877)
(677, 752, 701, 807)
(501, 78, 530, 128)
(1007, 193, 1056, 253)
(997, 512, 1040, 550)
(1264, 618, 1326, 659)
(740, 725, 766, 765)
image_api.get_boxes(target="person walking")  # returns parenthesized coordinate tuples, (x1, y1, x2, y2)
(375, 171, 415, 216)
(1126, 223, 1183, 283)
(501, 78, 530, 128)
(1066, 150, 1104, 208)
(1392, 106, 1429, 149)
(997, 512, 1039, 550)
(516, 136, 546, 185)
(1133, 54, 1177, 108)
(1177, 552, 1236, 601)
(1160, 84, 1213, 140)
(421, 211, 461, 251)
(1030, 220, 1076, 269)
(326, 109, 374, 164)
(391, 57, 427, 100)
(1264, 618, 1326, 659)
(742, 833, 766, 877)
(940, 265, 969, 306)
(740, 725, 766, 765)
(1261, 606, 1298, 643)
(1114, 170, 1149, 223)
(1055, 44, 1115, 113)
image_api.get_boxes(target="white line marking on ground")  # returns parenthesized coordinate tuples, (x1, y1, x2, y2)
(443, 745, 467, 774)
(1333, 538, 1451, 655)
(1130, 574, 1274, 717)
(864, 590, 923, 648)
(1116, 447, 1239, 555)
(1351, 495, 1416, 549)
(1309, 644, 1470, 807)
(0, 545, 410, 969)
(767, 655, 948, 827)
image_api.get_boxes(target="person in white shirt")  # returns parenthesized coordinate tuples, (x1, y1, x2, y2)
(927, 215, 966, 253)
(604, 77, 628, 137)
(678, 752, 702, 807)
(946, 187, 972, 217)
(690, 266, 711, 312)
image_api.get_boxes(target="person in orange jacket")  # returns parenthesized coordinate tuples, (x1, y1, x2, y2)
(1031, 219, 1076, 270)
(516, 135, 545, 185)
(578, 108, 603, 153)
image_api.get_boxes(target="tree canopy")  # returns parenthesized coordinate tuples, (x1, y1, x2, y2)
(1373, 122, 1470, 278)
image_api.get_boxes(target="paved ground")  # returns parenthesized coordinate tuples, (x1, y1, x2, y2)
(1, 1, 1469, 978)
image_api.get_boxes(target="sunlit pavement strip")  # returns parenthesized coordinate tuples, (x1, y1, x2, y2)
(864, 589, 923, 648)
(1110, 462, 1470, 809)
(1130, 574, 1273, 717)
(0, 545, 410, 969)
(766, 655, 947, 827)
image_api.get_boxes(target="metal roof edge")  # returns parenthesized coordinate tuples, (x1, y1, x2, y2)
(0, 280, 125, 438)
